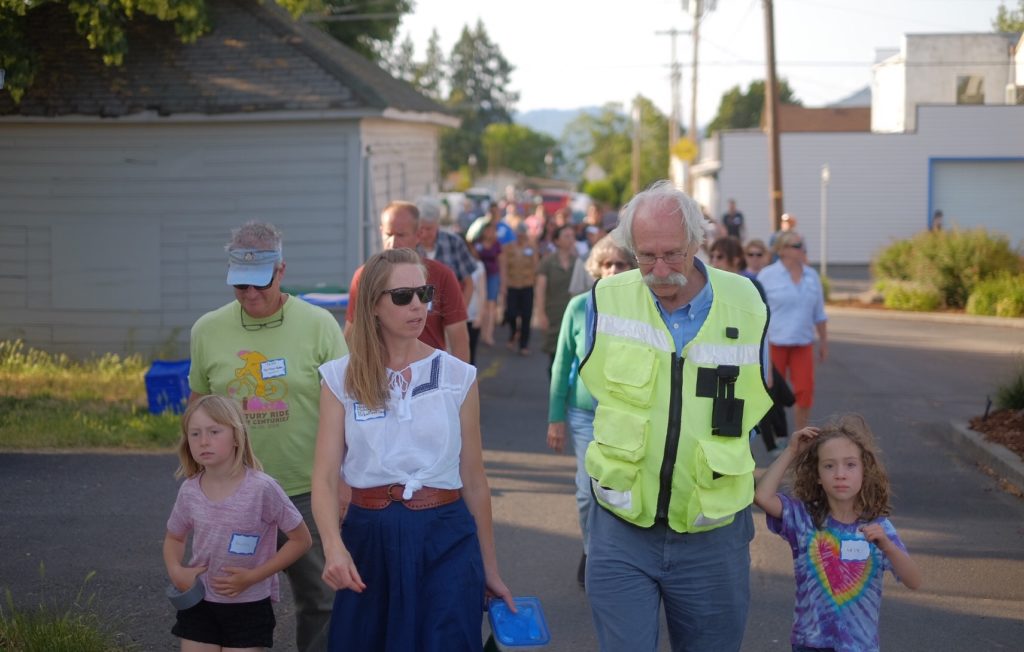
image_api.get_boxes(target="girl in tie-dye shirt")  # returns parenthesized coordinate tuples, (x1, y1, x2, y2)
(754, 414, 922, 652)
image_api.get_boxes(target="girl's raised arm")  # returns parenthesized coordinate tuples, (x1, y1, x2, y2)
(754, 427, 820, 519)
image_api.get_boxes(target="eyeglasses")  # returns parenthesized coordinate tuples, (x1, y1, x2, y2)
(745, 251, 764, 258)
(600, 260, 630, 270)
(381, 285, 435, 306)
(786, 241, 805, 250)
(240, 306, 284, 331)
(635, 251, 688, 266)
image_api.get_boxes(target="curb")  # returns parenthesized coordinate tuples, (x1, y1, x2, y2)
(941, 420, 1024, 490)
(826, 304, 1024, 329)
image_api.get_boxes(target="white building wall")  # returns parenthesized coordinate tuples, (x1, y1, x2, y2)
(359, 119, 442, 259)
(0, 119, 361, 356)
(873, 34, 1016, 133)
(872, 58, 906, 133)
(711, 106, 1024, 265)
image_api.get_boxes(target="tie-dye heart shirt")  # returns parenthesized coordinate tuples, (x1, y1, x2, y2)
(767, 493, 909, 652)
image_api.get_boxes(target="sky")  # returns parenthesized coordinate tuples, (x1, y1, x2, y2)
(396, 0, 1010, 128)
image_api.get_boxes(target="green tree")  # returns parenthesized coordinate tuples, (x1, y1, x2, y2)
(0, 0, 412, 103)
(309, 0, 411, 64)
(481, 123, 557, 176)
(440, 20, 519, 174)
(562, 96, 668, 205)
(706, 79, 801, 134)
(993, 1, 1024, 31)
(413, 29, 446, 102)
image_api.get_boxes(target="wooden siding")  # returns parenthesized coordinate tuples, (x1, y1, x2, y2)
(358, 119, 442, 260)
(711, 106, 1024, 264)
(0, 120, 360, 356)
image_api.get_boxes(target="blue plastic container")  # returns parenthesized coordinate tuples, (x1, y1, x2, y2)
(487, 596, 550, 647)
(145, 359, 191, 415)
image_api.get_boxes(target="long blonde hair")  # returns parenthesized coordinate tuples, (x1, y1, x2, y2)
(345, 248, 425, 410)
(176, 395, 262, 479)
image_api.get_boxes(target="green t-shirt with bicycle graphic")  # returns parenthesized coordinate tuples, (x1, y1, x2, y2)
(189, 296, 347, 496)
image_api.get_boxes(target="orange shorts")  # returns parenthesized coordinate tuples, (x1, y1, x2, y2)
(770, 344, 815, 409)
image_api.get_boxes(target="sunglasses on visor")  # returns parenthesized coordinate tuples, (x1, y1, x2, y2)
(381, 285, 435, 306)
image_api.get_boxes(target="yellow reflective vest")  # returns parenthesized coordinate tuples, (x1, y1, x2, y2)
(579, 266, 772, 533)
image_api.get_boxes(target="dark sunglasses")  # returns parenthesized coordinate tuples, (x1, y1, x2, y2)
(381, 284, 435, 306)
(787, 241, 805, 250)
(233, 280, 274, 291)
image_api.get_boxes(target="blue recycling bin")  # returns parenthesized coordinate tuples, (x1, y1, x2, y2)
(145, 359, 191, 415)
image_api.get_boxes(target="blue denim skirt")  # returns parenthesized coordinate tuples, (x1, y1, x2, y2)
(328, 498, 485, 652)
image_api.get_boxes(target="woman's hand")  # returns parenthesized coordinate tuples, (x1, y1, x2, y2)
(485, 569, 516, 613)
(322, 547, 366, 593)
(546, 422, 566, 453)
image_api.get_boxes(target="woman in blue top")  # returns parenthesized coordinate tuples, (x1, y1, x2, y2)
(757, 230, 828, 431)
(545, 234, 636, 587)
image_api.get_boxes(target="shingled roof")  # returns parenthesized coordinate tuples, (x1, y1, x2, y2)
(0, 0, 453, 120)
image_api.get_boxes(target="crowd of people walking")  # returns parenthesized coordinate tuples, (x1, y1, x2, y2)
(167, 184, 915, 652)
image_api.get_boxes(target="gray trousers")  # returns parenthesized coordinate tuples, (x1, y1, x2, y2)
(279, 492, 332, 652)
(586, 504, 754, 652)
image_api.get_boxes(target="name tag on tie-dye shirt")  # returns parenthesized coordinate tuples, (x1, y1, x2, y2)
(840, 539, 870, 561)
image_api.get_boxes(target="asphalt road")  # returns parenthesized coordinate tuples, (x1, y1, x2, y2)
(1, 308, 1023, 651)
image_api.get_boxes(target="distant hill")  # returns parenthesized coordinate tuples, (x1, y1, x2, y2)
(514, 106, 605, 139)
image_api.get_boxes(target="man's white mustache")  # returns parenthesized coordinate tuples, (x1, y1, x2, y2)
(643, 272, 689, 289)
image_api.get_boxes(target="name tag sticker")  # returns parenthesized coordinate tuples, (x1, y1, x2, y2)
(261, 358, 287, 379)
(354, 403, 386, 421)
(841, 539, 870, 561)
(228, 533, 259, 555)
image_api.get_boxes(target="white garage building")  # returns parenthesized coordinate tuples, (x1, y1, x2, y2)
(0, 0, 456, 356)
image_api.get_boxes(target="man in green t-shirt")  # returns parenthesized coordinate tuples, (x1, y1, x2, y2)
(189, 221, 347, 652)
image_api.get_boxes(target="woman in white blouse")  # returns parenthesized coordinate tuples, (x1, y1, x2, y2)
(311, 248, 513, 651)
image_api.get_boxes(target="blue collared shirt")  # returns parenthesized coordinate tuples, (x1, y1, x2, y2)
(756, 261, 827, 346)
(585, 259, 714, 356)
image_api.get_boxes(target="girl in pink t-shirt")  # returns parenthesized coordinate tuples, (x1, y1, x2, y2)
(164, 395, 311, 651)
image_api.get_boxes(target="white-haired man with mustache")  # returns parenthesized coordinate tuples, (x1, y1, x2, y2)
(578, 180, 773, 652)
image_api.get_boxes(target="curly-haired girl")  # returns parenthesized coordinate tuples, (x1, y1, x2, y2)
(754, 414, 922, 652)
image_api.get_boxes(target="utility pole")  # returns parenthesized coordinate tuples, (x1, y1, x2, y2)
(656, 28, 684, 157)
(762, 0, 784, 231)
(631, 98, 643, 195)
(682, 0, 713, 195)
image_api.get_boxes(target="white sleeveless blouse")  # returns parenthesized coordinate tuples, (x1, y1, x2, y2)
(319, 350, 476, 499)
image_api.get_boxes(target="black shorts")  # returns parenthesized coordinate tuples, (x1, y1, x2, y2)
(172, 597, 275, 648)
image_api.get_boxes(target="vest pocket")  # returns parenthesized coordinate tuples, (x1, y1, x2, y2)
(584, 453, 643, 519)
(693, 439, 755, 521)
(592, 405, 648, 462)
(604, 342, 657, 408)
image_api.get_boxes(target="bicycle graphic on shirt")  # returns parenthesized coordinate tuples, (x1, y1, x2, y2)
(228, 351, 288, 401)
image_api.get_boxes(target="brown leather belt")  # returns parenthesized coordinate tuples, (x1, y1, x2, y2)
(350, 484, 461, 511)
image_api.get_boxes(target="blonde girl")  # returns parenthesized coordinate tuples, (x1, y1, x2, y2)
(164, 395, 311, 652)
(754, 414, 922, 652)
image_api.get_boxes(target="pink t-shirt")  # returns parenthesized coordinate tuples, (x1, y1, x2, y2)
(167, 468, 303, 603)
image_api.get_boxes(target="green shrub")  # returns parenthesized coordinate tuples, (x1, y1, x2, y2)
(880, 281, 942, 312)
(967, 274, 1024, 317)
(872, 229, 1021, 309)
(995, 365, 1024, 410)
